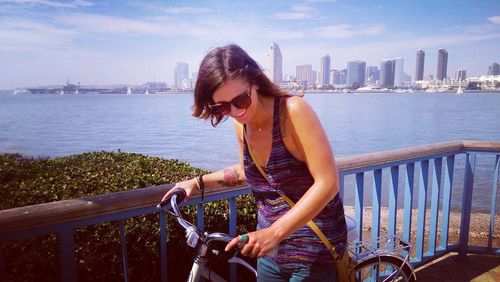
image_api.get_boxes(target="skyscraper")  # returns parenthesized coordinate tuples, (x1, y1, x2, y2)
(175, 62, 189, 89)
(346, 60, 366, 89)
(394, 57, 404, 87)
(366, 66, 379, 86)
(415, 49, 425, 81)
(331, 69, 347, 86)
(488, 63, 500, 75)
(437, 48, 448, 81)
(380, 59, 395, 88)
(455, 69, 467, 81)
(319, 54, 331, 86)
(296, 64, 313, 89)
(269, 42, 283, 84)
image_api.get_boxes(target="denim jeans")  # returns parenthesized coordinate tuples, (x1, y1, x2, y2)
(257, 256, 338, 282)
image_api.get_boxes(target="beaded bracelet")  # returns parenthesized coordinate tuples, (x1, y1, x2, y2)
(195, 175, 205, 201)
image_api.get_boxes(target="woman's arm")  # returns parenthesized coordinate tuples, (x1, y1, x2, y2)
(270, 96, 339, 240)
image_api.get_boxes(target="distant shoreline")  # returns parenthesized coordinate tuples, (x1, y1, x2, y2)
(343, 206, 499, 244)
(2, 89, 500, 95)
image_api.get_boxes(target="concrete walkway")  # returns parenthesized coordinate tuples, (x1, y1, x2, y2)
(414, 253, 500, 281)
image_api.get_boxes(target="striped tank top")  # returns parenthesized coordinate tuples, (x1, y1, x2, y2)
(243, 96, 347, 272)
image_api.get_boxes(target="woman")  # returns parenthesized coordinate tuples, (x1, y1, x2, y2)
(161, 44, 347, 281)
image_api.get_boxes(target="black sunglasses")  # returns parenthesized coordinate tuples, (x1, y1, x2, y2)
(209, 85, 252, 116)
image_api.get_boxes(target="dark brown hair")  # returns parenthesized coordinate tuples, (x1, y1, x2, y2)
(193, 44, 287, 126)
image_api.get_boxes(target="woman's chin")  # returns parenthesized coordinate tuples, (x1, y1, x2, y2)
(232, 109, 250, 123)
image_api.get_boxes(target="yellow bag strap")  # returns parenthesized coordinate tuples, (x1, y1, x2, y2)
(244, 129, 340, 261)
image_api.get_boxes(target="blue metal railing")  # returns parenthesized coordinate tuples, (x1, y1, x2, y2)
(0, 140, 498, 281)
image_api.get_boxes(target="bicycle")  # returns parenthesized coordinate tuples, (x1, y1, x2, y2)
(158, 188, 416, 282)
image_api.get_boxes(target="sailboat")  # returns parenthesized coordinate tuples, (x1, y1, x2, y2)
(456, 79, 464, 95)
(126, 87, 132, 95)
(59, 90, 64, 95)
(145, 88, 149, 95)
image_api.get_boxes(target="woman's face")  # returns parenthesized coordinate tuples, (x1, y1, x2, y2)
(211, 77, 258, 124)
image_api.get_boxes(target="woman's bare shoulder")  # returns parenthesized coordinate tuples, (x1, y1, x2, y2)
(283, 96, 315, 118)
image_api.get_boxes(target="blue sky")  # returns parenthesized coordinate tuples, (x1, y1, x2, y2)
(1, 0, 499, 89)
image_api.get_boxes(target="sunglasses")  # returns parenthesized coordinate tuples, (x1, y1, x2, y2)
(209, 85, 252, 116)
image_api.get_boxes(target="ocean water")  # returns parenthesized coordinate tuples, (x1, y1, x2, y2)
(1, 92, 499, 211)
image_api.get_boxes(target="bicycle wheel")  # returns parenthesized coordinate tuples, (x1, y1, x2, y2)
(354, 255, 415, 282)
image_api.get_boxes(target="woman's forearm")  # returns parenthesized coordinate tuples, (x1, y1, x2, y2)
(269, 177, 338, 242)
(201, 163, 246, 191)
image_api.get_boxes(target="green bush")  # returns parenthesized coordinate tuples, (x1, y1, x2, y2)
(0, 152, 257, 281)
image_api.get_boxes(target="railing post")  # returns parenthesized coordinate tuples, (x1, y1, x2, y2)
(489, 155, 500, 249)
(372, 169, 382, 249)
(159, 210, 168, 282)
(440, 155, 455, 251)
(458, 153, 476, 260)
(229, 197, 238, 282)
(196, 203, 204, 232)
(119, 220, 129, 282)
(339, 173, 345, 200)
(355, 173, 364, 241)
(402, 163, 415, 244)
(428, 157, 442, 256)
(416, 160, 429, 260)
(388, 166, 399, 237)
(59, 229, 77, 282)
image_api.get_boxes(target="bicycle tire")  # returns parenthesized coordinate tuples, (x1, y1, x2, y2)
(353, 255, 415, 282)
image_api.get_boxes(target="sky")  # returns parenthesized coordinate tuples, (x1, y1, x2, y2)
(1, 0, 499, 90)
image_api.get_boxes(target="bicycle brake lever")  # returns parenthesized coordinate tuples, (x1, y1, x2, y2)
(228, 257, 258, 277)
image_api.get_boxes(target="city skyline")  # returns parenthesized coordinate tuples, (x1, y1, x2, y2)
(1, 0, 500, 89)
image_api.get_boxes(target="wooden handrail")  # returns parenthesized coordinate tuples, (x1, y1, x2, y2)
(335, 140, 464, 171)
(1, 140, 499, 237)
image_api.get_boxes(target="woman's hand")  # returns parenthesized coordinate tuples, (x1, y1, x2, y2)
(225, 227, 282, 258)
(160, 178, 198, 203)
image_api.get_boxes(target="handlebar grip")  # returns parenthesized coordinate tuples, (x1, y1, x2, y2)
(157, 187, 187, 208)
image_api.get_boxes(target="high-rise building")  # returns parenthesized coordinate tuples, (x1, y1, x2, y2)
(380, 59, 395, 88)
(331, 69, 347, 86)
(319, 55, 331, 86)
(175, 62, 189, 89)
(455, 69, 467, 81)
(269, 42, 283, 84)
(296, 64, 313, 89)
(366, 66, 380, 81)
(437, 48, 448, 81)
(488, 63, 500, 75)
(394, 57, 404, 87)
(415, 49, 425, 81)
(346, 60, 366, 89)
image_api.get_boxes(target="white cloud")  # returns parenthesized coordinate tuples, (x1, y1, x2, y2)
(313, 23, 385, 38)
(58, 13, 165, 34)
(273, 4, 315, 20)
(56, 13, 230, 38)
(0, 18, 76, 50)
(0, 0, 92, 8)
(163, 7, 211, 14)
(269, 30, 306, 40)
(489, 16, 500, 24)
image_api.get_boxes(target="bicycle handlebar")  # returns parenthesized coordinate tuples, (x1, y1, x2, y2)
(157, 187, 186, 210)
(157, 187, 258, 277)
